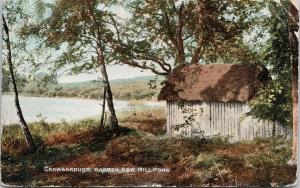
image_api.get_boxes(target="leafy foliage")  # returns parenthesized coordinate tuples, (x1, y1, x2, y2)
(112, 0, 263, 75)
(19, 0, 120, 75)
(247, 0, 292, 126)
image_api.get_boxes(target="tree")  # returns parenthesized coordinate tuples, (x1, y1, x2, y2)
(86, 0, 118, 130)
(112, 0, 261, 76)
(24, 73, 58, 96)
(247, 0, 292, 125)
(21, 0, 119, 130)
(2, 14, 36, 152)
(245, 0, 298, 165)
(2, 67, 11, 92)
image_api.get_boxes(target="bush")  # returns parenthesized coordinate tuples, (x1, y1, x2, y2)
(193, 153, 222, 168)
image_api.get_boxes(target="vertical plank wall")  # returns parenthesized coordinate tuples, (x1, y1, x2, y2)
(167, 101, 292, 141)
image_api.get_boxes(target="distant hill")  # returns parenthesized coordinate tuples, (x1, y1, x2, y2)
(111, 75, 157, 83)
(59, 75, 164, 87)
(111, 75, 164, 84)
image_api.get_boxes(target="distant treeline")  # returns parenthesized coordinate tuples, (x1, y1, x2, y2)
(41, 80, 159, 100)
(2, 72, 162, 100)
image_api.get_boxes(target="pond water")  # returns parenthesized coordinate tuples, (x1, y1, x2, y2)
(1, 95, 164, 125)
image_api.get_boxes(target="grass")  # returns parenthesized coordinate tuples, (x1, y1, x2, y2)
(1, 109, 296, 187)
(119, 108, 166, 135)
(2, 118, 99, 153)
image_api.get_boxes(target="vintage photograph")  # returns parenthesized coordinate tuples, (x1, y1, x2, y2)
(1, 0, 298, 187)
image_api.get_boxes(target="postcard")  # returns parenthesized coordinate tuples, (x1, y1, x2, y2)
(1, 0, 298, 187)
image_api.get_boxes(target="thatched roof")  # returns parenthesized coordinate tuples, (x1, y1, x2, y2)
(158, 64, 269, 102)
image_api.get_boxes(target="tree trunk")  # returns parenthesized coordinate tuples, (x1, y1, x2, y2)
(288, 2, 298, 166)
(176, 5, 185, 65)
(2, 15, 36, 152)
(271, 119, 277, 151)
(98, 63, 119, 130)
(290, 47, 298, 164)
(100, 86, 106, 127)
(291, 58, 298, 162)
(272, 120, 276, 138)
(86, 0, 119, 131)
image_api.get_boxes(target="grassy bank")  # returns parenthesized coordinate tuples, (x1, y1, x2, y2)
(1, 109, 296, 186)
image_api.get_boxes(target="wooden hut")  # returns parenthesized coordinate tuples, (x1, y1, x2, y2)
(158, 64, 291, 141)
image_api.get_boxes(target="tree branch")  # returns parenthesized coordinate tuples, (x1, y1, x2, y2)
(121, 59, 168, 76)
(163, 12, 178, 49)
(110, 15, 121, 42)
(136, 55, 171, 73)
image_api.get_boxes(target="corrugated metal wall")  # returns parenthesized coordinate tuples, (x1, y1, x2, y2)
(167, 101, 292, 141)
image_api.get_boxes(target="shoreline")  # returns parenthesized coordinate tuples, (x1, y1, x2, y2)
(1, 93, 161, 103)
(1, 95, 165, 125)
